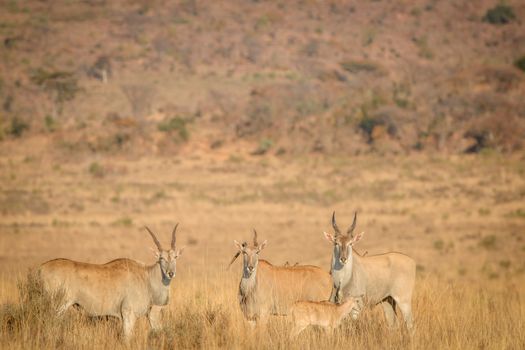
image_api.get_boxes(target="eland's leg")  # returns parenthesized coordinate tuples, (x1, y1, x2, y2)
(148, 305, 163, 331)
(57, 299, 74, 316)
(329, 285, 338, 303)
(290, 323, 307, 338)
(121, 307, 137, 341)
(381, 297, 398, 328)
(398, 301, 414, 331)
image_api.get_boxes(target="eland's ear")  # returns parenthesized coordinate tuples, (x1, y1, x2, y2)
(351, 231, 364, 245)
(176, 246, 185, 258)
(258, 240, 267, 251)
(323, 231, 335, 243)
(233, 240, 244, 251)
(153, 249, 160, 259)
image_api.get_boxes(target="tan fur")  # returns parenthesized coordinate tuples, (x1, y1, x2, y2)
(338, 252, 416, 328)
(39, 226, 183, 339)
(290, 297, 362, 337)
(239, 260, 332, 322)
(326, 212, 416, 329)
(232, 231, 332, 326)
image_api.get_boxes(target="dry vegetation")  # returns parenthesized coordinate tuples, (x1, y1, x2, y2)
(1, 152, 524, 349)
(1, 0, 525, 349)
(1, 0, 525, 155)
(0, 271, 524, 349)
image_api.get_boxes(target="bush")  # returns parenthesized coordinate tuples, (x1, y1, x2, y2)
(483, 5, 516, 25)
(251, 138, 273, 155)
(236, 103, 273, 137)
(515, 56, 525, 73)
(8, 117, 29, 137)
(358, 111, 397, 143)
(0, 271, 65, 343)
(30, 69, 79, 103)
(88, 162, 105, 178)
(340, 60, 381, 74)
(158, 117, 189, 142)
(111, 217, 133, 227)
(464, 114, 524, 153)
(44, 115, 57, 132)
(479, 235, 497, 250)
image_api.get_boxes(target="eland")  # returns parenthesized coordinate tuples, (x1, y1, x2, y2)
(324, 212, 416, 329)
(290, 295, 364, 337)
(229, 229, 332, 326)
(38, 224, 184, 339)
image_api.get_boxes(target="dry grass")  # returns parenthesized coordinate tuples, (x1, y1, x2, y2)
(0, 149, 524, 348)
(0, 270, 524, 349)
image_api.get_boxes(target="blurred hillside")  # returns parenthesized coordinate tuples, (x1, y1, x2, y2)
(0, 0, 524, 157)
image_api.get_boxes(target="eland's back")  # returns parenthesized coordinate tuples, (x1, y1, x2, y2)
(257, 261, 332, 314)
(354, 252, 416, 303)
(39, 258, 150, 317)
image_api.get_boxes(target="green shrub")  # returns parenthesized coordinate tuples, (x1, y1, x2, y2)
(358, 115, 379, 136)
(111, 217, 133, 227)
(514, 56, 525, 72)
(44, 115, 57, 132)
(251, 138, 273, 155)
(158, 117, 189, 142)
(505, 208, 525, 218)
(414, 36, 434, 59)
(31, 69, 79, 103)
(479, 235, 497, 250)
(8, 117, 29, 137)
(478, 208, 491, 216)
(340, 60, 380, 73)
(88, 162, 104, 178)
(433, 239, 444, 251)
(392, 82, 412, 109)
(499, 260, 511, 269)
(301, 39, 319, 57)
(483, 5, 516, 25)
(358, 111, 396, 142)
(113, 133, 130, 148)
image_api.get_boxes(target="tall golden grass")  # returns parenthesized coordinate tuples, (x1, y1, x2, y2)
(1, 268, 523, 349)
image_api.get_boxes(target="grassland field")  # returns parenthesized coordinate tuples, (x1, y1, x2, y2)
(0, 146, 524, 349)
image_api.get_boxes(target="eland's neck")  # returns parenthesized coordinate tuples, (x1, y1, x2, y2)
(147, 262, 171, 305)
(332, 250, 355, 286)
(239, 266, 257, 297)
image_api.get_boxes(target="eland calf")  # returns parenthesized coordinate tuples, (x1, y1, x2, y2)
(324, 212, 416, 329)
(39, 224, 184, 339)
(290, 296, 363, 337)
(229, 230, 332, 326)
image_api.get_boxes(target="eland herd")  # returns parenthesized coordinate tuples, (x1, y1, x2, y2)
(38, 211, 416, 340)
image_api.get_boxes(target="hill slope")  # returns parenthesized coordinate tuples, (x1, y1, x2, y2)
(1, 0, 524, 156)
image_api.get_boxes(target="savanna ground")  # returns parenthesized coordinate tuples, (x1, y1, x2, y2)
(0, 143, 524, 349)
